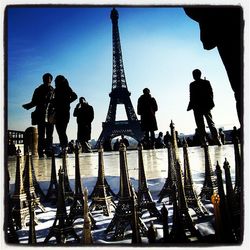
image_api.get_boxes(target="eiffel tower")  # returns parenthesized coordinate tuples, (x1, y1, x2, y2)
(95, 8, 143, 148)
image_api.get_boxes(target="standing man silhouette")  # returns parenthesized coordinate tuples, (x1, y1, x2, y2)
(23, 73, 54, 158)
(137, 88, 158, 149)
(73, 97, 94, 153)
(187, 69, 221, 146)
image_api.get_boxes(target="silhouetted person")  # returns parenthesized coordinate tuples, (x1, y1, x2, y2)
(175, 130, 182, 147)
(219, 128, 225, 145)
(187, 69, 221, 146)
(137, 88, 158, 149)
(184, 7, 243, 126)
(113, 138, 120, 151)
(23, 73, 54, 158)
(163, 131, 171, 146)
(73, 97, 94, 153)
(155, 132, 165, 149)
(103, 136, 112, 152)
(53, 75, 77, 152)
(231, 126, 240, 143)
(67, 140, 75, 154)
(120, 134, 129, 148)
(186, 137, 193, 147)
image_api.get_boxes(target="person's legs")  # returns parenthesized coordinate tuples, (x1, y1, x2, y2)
(45, 122, 54, 156)
(193, 110, 207, 145)
(204, 111, 221, 145)
(56, 121, 68, 149)
(56, 112, 70, 151)
(150, 130, 155, 149)
(144, 130, 150, 142)
(37, 123, 45, 157)
(150, 130, 155, 142)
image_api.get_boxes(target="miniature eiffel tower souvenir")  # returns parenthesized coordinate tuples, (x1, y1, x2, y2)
(45, 150, 58, 203)
(22, 148, 45, 200)
(174, 160, 202, 241)
(61, 148, 74, 203)
(44, 167, 80, 244)
(28, 200, 37, 244)
(11, 147, 29, 229)
(232, 130, 241, 197)
(169, 184, 189, 243)
(161, 204, 170, 243)
(23, 151, 46, 212)
(89, 146, 116, 216)
(81, 188, 93, 244)
(131, 186, 142, 244)
(199, 145, 217, 200)
(158, 142, 176, 203)
(215, 162, 236, 243)
(147, 221, 157, 243)
(6, 194, 19, 243)
(105, 143, 147, 240)
(170, 120, 181, 163)
(223, 159, 241, 242)
(182, 139, 208, 217)
(68, 143, 96, 227)
(137, 143, 161, 219)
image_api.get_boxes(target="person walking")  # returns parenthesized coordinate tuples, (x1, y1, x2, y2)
(53, 75, 77, 153)
(23, 73, 54, 158)
(137, 88, 158, 149)
(73, 97, 94, 153)
(187, 69, 221, 146)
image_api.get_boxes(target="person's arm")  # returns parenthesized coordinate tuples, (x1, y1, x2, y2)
(207, 81, 214, 99)
(22, 88, 39, 110)
(187, 84, 193, 111)
(152, 98, 158, 112)
(206, 80, 215, 109)
(90, 106, 94, 122)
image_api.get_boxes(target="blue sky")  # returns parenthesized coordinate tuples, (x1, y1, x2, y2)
(7, 6, 240, 142)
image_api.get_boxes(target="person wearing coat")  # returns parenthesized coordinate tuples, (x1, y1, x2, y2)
(22, 73, 54, 158)
(73, 97, 94, 153)
(187, 69, 221, 146)
(137, 88, 158, 148)
(53, 75, 77, 151)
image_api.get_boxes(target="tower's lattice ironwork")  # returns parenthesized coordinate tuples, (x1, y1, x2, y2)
(89, 146, 116, 216)
(96, 8, 143, 148)
(105, 143, 147, 240)
(11, 147, 29, 229)
(199, 145, 217, 200)
(137, 143, 161, 219)
(182, 139, 208, 217)
(44, 167, 80, 244)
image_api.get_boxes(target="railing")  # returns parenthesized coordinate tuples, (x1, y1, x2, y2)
(8, 130, 24, 145)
